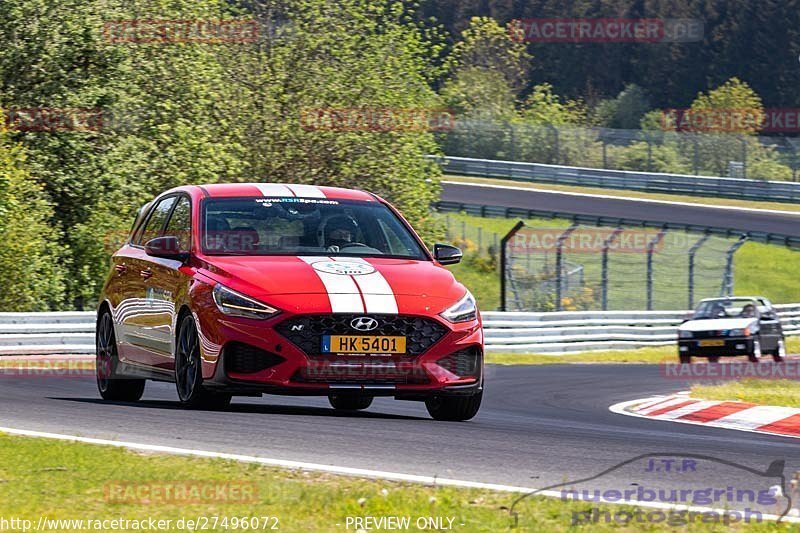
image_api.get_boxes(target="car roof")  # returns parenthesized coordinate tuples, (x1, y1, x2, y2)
(698, 296, 765, 304)
(185, 183, 376, 202)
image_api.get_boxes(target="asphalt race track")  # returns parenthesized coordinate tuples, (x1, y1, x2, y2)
(2, 364, 799, 514)
(440, 181, 800, 238)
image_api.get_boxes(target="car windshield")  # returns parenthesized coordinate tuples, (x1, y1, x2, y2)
(693, 298, 760, 320)
(201, 197, 428, 259)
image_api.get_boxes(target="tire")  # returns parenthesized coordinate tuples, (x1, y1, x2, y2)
(708, 356, 720, 363)
(748, 339, 763, 363)
(773, 339, 787, 363)
(679, 354, 691, 364)
(328, 394, 373, 411)
(96, 311, 145, 402)
(425, 391, 482, 421)
(175, 314, 231, 410)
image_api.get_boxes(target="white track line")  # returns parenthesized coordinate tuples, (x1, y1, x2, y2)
(0, 425, 795, 523)
(443, 180, 800, 217)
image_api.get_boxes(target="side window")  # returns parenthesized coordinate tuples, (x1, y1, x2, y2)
(136, 196, 176, 245)
(164, 197, 192, 251)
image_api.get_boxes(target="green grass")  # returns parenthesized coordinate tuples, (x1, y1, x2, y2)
(485, 346, 674, 365)
(692, 379, 800, 408)
(445, 174, 800, 213)
(439, 211, 800, 311)
(0, 434, 781, 532)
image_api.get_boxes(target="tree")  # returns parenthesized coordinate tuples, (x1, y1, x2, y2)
(0, 126, 64, 310)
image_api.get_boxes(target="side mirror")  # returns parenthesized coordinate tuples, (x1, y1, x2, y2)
(434, 243, 462, 265)
(144, 236, 189, 262)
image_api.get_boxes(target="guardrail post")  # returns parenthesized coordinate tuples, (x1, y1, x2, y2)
(739, 136, 748, 179)
(687, 232, 711, 308)
(555, 224, 578, 311)
(601, 228, 624, 310)
(646, 230, 667, 310)
(720, 235, 749, 296)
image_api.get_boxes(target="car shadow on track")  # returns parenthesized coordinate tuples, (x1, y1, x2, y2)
(49, 397, 428, 421)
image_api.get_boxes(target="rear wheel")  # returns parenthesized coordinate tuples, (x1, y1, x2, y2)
(425, 391, 482, 421)
(773, 339, 787, 363)
(175, 314, 231, 410)
(96, 311, 145, 402)
(748, 339, 763, 363)
(679, 354, 691, 364)
(708, 356, 720, 363)
(328, 394, 373, 411)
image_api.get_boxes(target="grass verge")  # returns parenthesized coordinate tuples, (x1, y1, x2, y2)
(486, 346, 674, 365)
(0, 434, 781, 531)
(691, 379, 800, 408)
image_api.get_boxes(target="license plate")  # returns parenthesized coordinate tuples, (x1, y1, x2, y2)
(322, 335, 406, 354)
(699, 339, 726, 347)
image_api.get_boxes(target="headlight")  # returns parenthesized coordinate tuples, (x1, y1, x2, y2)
(728, 328, 750, 337)
(212, 284, 279, 320)
(678, 330, 693, 339)
(440, 291, 477, 323)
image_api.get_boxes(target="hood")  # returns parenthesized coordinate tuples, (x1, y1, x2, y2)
(198, 255, 467, 315)
(679, 317, 757, 332)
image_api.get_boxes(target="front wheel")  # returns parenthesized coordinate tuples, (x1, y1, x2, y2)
(425, 391, 482, 421)
(773, 339, 787, 363)
(679, 354, 691, 364)
(175, 314, 231, 410)
(328, 394, 373, 411)
(96, 311, 145, 402)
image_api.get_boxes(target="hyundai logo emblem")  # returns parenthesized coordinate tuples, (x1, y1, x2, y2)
(350, 317, 379, 332)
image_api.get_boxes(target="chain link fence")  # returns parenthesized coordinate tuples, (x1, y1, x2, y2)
(501, 223, 747, 312)
(438, 120, 800, 181)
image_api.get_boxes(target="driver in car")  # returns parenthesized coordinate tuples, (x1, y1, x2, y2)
(324, 215, 361, 252)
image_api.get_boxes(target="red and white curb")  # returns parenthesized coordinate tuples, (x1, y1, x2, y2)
(610, 393, 800, 439)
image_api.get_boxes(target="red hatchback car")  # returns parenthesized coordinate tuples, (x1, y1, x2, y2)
(97, 183, 484, 420)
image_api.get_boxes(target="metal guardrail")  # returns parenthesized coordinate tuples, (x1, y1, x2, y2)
(1, 307, 799, 356)
(433, 200, 800, 249)
(483, 304, 800, 354)
(433, 155, 800, 204)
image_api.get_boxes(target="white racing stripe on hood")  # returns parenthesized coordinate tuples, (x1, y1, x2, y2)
(245, 183, 294, 197)
(335, 258, 398, 314)
(298, 256, 399, 314)
(299, 256, 364, 313)
(286, 184, 326, 198)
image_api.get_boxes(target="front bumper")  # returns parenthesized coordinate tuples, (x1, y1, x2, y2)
(678, 337, 754, 357)
(192, 286, 484, 397)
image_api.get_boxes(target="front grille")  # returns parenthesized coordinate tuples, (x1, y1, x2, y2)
(435, 347, 482, 378)
(276, 314, 448, 356)
(691, 330, 725, 339)
(224, 342, 285, 374)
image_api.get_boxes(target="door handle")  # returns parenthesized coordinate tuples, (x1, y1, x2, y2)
(114, 263, 127, 275)
(140, 268, 153, 280)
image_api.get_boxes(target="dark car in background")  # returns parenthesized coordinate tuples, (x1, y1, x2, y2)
(678, 297, 786, 363)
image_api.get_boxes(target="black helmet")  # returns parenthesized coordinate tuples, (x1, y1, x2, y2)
(323, 215, 359, 247)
